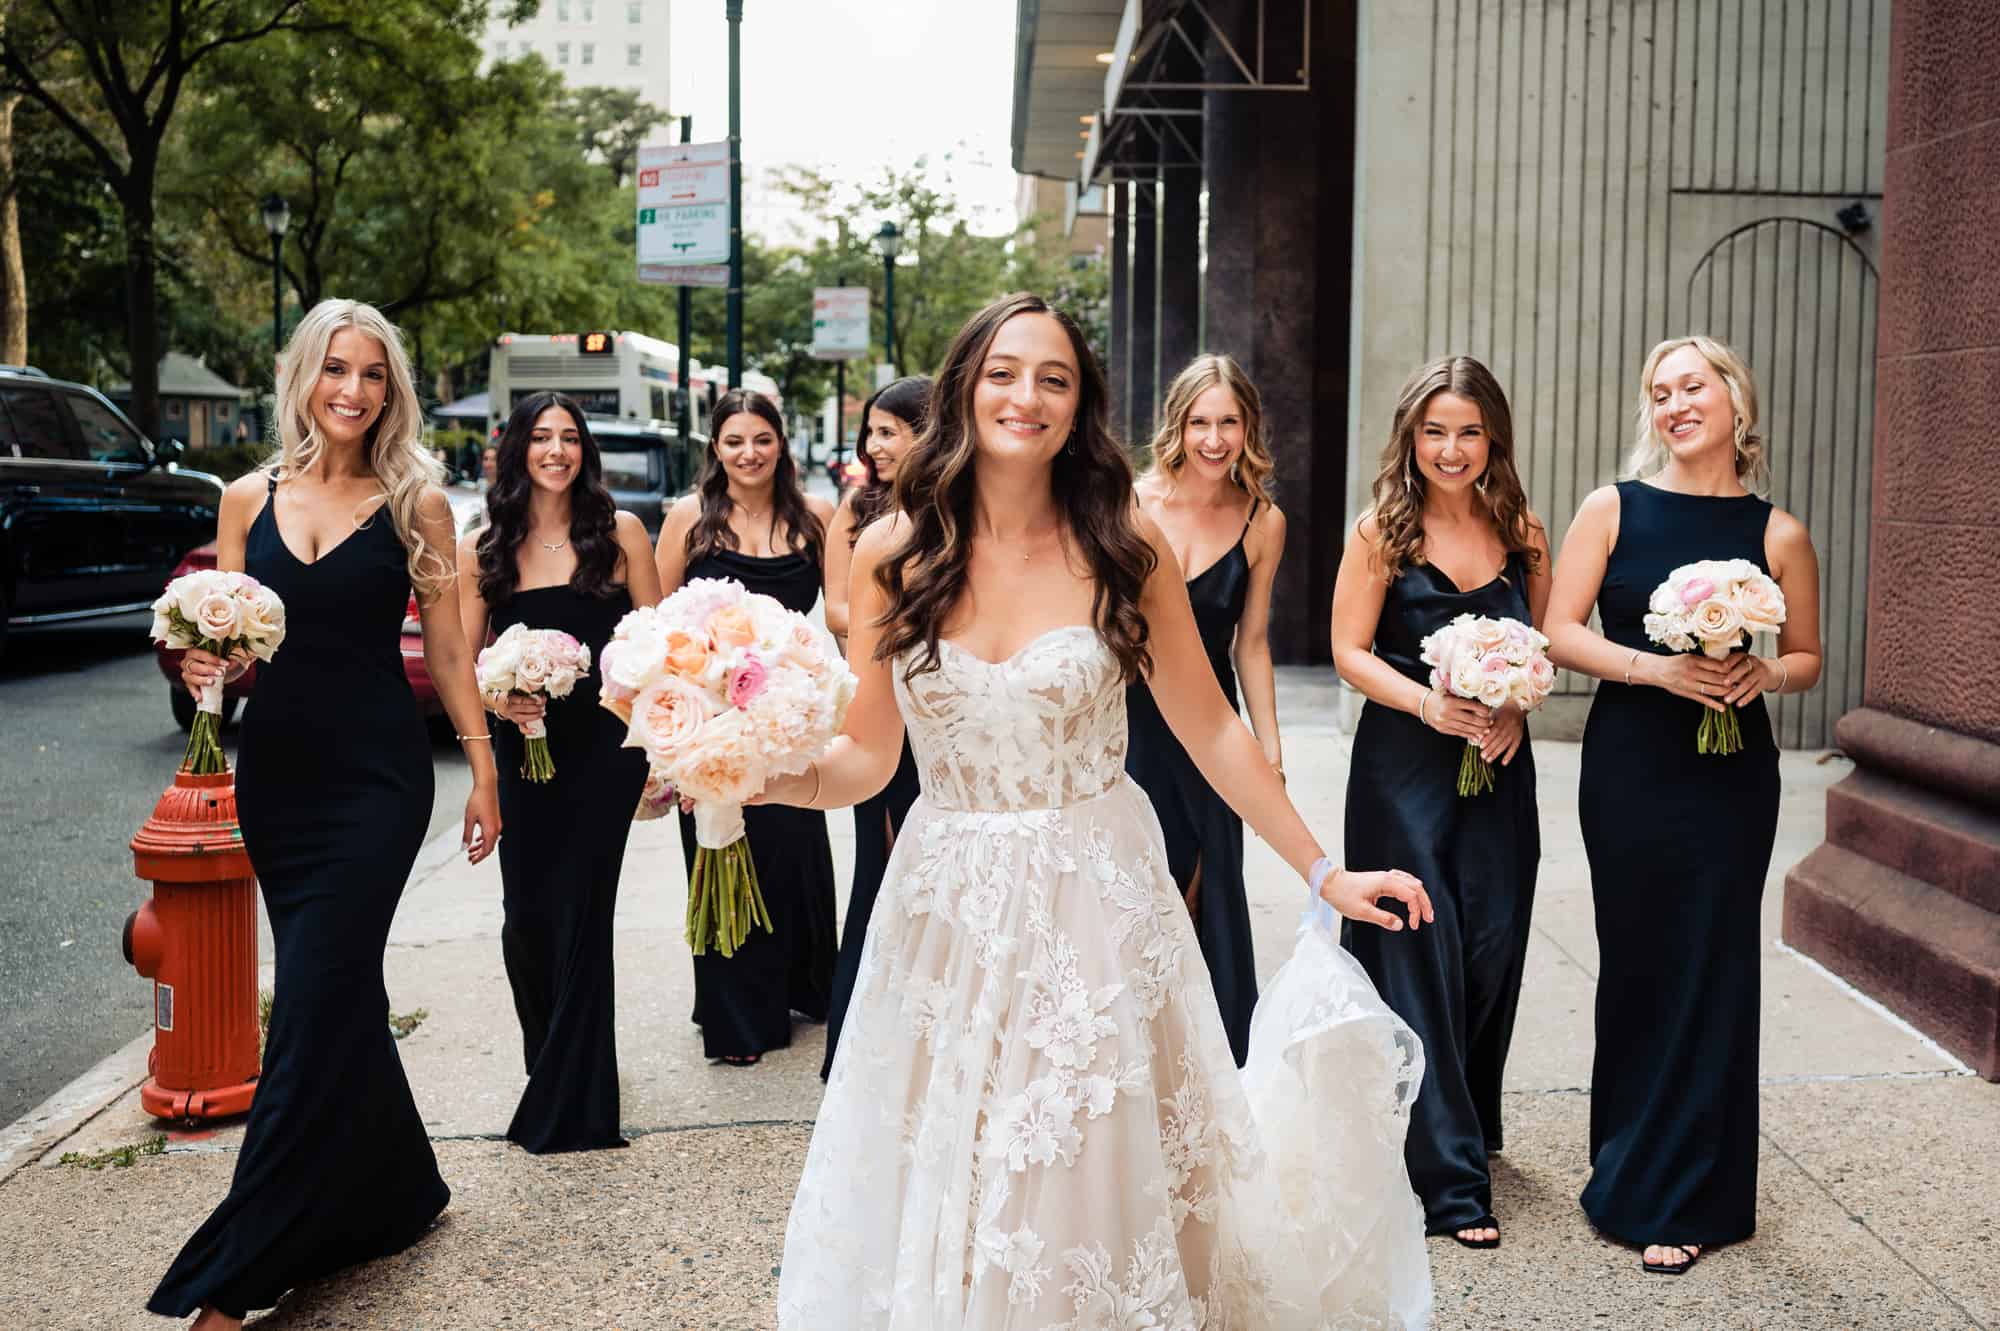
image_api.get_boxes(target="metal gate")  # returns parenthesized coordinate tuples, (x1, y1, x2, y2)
(1686, 217, 1876, 750)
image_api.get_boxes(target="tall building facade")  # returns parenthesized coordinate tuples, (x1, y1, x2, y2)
(485, 0, 671, 113)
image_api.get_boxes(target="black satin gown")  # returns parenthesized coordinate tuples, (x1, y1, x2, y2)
(1342, 549, 1540, 1236)
(676, 547, 838, 1059)
(491, 581, 648, 1152)
(1579, 481, 1779, 1248)
(822, 738, 919, 1080)
(150, 477, 448, 1319)
(1123, 504, 1260, 1066)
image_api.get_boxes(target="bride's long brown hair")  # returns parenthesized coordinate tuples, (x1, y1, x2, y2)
(875, 292, 1157, 682)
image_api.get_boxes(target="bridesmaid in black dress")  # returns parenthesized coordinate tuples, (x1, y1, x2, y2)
(655, 389, 837, 1065)
(1330, 356, 1550, 1249)
(1547, 336, 1822, 1275)
(1123, 354, 1287, 1066)
(819, 376, 929, 1079)
(158, 300, 500, 1329)
(457, 392, 661, 1152)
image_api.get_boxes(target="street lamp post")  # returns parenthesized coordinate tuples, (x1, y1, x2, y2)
(259, 194, 291, 361)
(876, 220, 902, 376)
(725, 1, 744, 389)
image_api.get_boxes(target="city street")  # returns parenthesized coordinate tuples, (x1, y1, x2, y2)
(0, 618, 472, 1124)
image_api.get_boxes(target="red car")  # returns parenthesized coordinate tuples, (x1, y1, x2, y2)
(154, 543, 444, 731)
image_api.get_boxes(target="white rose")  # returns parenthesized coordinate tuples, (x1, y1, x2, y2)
(1448, 656, 1483, 700)
(1476, 676, 1510, 708)
(1689, 596, 1744, 652)
(1735, 576, 1787, 635)
(674, 708, 768, 806)
(515, 647, 552, 693)
(194, 590, 243, 644)
(1648, 582, 1682, 616)
(625, 674, 719, 766)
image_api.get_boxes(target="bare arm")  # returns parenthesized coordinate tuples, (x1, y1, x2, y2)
(752, 515, 908, 809)
(822, 495, 859, 642)
(414, 488, 501, 862)
(176, 476, 262, 695)
(1230, 503, 1286, 772)
(1523, 516, 1554, 629)
(1330, 514, 1428, 718)
(455, 530, 491, 656)
(1721, 507, 1823, 707)
(615, 511, 663, 609)
(653, 494, 698, 596)
(1139, 511, 1430, 932)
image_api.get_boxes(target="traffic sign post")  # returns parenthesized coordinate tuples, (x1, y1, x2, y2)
(636, 140, 733, 284)
(811, 287, 870, 361)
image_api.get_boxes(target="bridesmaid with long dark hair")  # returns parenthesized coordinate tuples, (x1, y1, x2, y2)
(655, 389, 836, 1065)
(1124, 353, 1287, 1067)
(819, 375, 929, 1079)
(456, 392, 661, 1152)
(157, 300, 500, 1329)
(1329, 356, 1549, 1249)
(1546, 335, 1821, 1274)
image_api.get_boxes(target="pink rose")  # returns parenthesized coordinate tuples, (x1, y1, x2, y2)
(1481, 652, 1512, 676)
(1679, 576, 1715, 608)
(706, 604, 756, 650)
(728, 653, 769, 708)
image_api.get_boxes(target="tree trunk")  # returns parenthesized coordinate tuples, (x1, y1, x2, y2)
(0, 93, 26, 365)
(122, 193, 162, 437)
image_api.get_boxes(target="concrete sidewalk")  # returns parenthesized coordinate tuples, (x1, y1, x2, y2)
(1, 669, 1992, 1330)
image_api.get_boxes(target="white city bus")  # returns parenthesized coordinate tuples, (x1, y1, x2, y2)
(486, 330, 780, 437)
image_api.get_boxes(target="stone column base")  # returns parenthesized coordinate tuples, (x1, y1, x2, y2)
(1782, 708, 2000, 1079)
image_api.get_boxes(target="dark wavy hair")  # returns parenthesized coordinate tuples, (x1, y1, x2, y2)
(686, 389, 824, 562)
(475, 392, 622, 605)
(877, 292, 1157, 683)
(846, 375, 933, 547)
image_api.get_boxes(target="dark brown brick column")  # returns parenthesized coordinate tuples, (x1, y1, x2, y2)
(1781, 0, 2000, 1079)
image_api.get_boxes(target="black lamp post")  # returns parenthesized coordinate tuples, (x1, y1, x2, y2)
(259, 194, 291, 360)
(875, 220, 902, 375)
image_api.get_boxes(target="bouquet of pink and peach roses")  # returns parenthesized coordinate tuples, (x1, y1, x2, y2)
(598, 578, 855, 957)
(1643, 558, 1786, 755)
(1419, 613, 1556, 796)
(150, 570, 286, 775)
(476, 624, 593, 782)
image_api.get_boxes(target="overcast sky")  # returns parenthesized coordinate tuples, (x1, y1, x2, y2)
(665, 0, 1023, 244)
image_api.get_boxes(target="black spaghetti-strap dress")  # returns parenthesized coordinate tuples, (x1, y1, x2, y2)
(1341, 549, 1540, 1236)
(1123, 503, 1260, 1066)
(1579, 480, 1780, 1248)
(822, 738, 919, 1080)
(677, 547, 838, 1059)
(490, 581, 648, 1152)
(150, 477, 448, 1319)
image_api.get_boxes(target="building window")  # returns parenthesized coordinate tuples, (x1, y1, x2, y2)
(557, 41, 570, 64)
(627, 42, 642, 66)
(628, 1, 642, 22)
(556, 0, 570, 19)
(581, 42, 594, 66)
(582, 0, 595, 19)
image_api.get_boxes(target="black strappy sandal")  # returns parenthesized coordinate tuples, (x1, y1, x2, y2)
(1641, 1243, 1702, 1275)
(716, 1053, 762, 1067)
(1451, 1216, 1501, 1250)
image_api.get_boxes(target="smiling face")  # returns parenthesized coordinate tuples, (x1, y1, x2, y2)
(713, 409, 782, 493)
(1649, 343, 1735, 463)
(863, 406, 916, 483)
(970, 312, 1080, 467)
(524, 405, 583, 496)
(1179, 382, 1245, 481)
(310, 326, 389, 447)
(1413, 390, 1489, 494)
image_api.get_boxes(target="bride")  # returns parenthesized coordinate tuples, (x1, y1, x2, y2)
(755, 293, 1436, 1329)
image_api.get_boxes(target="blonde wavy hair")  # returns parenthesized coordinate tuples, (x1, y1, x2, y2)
(1367, 356, 1540, 582)
(1628, 335, 1767, 490)
(1145, 353, 1275, 507)
(267, 299, 451, 598)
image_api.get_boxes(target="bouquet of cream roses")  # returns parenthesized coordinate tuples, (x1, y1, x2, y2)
(1418, 613, 1556, 796)
(1643, 558, 1787, 755)
(476, 624, 592, 781)
(150, 570, 287, 775)
(598, 578, 855, 957)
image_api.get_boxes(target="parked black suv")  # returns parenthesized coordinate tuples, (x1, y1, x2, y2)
(1, 365, 225, 657)
(585, 416, 705, 537)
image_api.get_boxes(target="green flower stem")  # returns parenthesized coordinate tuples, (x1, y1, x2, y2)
(1697, 704, 1745, 756)
(182, 711, 227, 775)
(1456, 741, 1496, 798)
(686, 838, 773, 957)
(522, 737, 556, 782)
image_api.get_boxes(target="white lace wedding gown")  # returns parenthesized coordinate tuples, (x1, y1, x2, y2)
(779, 626, 1433, 1330)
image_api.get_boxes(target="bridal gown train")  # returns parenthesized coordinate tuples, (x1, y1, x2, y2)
(779, 626, 1433, 1330)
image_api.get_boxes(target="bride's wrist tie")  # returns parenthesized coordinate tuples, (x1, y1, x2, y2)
(1306, 855, 1340, 930)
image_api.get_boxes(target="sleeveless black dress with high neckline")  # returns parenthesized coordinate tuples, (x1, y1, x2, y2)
(1341, 547, 1540, 1236)
(150, 477, 448, 1319)
(1579, 480, 1779, 1248)
(1123, 502, 1260, 1066)
(676, 545, 838, 1059)
(490, 579, 648, 1152)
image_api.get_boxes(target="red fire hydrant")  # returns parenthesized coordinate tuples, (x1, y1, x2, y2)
(121, 769, 260, 1120)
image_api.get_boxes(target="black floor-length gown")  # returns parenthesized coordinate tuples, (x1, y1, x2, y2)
(821, 738, 919, 1080)
(1579, 480, 1780, 1248)
(150, 477, 448, 1319)
(1123, 504, 1260, 1066)
(491, 581, 648, 1152)
(1342, 549, 1540, 1236)
(676, 547, 838, 1059)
